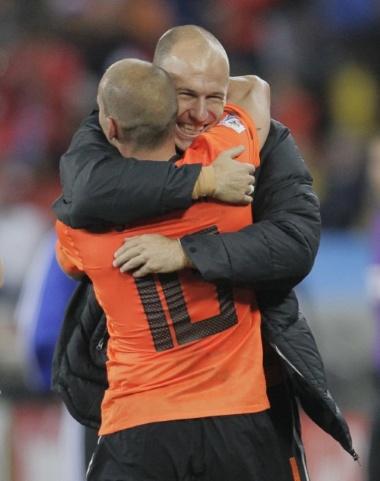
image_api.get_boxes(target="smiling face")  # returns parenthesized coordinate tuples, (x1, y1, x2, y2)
(157, 44, 229, 151)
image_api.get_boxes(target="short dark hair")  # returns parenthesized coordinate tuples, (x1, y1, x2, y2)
(99, 60, 178, 150)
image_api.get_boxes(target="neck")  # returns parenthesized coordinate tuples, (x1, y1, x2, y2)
(117, 141, 176, 161)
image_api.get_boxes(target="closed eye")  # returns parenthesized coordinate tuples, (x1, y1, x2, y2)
(178, 91, 196, 98)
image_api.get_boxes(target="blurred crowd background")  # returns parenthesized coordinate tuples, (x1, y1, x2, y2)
(1, 1, 380, 480)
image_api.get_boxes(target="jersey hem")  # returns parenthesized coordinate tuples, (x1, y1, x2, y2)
(99, 401, 270, 435)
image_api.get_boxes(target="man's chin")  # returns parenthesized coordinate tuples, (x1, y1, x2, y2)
(174, 134, 195, 152)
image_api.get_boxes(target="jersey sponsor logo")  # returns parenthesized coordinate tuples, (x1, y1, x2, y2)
(218, 114, 246, 134)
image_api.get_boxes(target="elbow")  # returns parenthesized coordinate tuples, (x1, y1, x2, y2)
(289, 200, 322, 279)
(291, 229, 321, 281)
(295, 250, 316, 281)
(69, 192, 96, 229)
(246, 75, 270, 94)
(276, 218, 321, 284)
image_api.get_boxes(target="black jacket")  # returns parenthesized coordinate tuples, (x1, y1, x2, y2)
(52, 278, 358, 474)
(53, 112, 320, 288)
(52, 113, 357, 479)
(53, 110, 201, 231)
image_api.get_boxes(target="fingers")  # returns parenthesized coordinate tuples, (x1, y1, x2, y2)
(113, 234, 172, 276)
(119, 255, 146, 273)
(237, 162, 255, 174)
(246, 184, 255, 195)
(247, 174, 255, 185)
(113, 235, 152, 265)
(242, 195, 253, 204)
(245, 164, 255, 174)
(132, 265, 152, 278)
(114, 239, 137, 259)
(113, 247, 142, 267)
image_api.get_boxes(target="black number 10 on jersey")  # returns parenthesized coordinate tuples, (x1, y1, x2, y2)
(135, 272, 238, 352)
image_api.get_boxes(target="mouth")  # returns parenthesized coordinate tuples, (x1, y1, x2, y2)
(176, 123, 206, 140)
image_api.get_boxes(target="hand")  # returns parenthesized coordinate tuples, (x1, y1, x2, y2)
(212, 145, 255, 205)
(113, 234, 191, 277)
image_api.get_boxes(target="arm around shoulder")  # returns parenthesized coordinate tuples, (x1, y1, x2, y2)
(228, 75, 271, 150)
(53, 109, 201, 229)
(181, 120, 321, 289)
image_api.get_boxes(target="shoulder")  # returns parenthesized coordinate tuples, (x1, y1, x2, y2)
(228, 75, 270, 103)
(264, 120, 290, 148)
(220, 105, 251, 133)
(258, 119, 313, 184)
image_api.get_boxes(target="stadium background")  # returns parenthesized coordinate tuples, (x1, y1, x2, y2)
(0, 1, 379, 480)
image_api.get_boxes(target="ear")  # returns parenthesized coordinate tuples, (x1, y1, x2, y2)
(106, 117, 119, 143)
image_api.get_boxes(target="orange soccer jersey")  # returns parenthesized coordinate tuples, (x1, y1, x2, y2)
(56, 103, 269, 435)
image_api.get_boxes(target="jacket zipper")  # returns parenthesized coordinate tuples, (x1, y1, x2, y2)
(271, 343, 359, 462)
(271, 343, 305, 378)
(96, 337, 105, 351)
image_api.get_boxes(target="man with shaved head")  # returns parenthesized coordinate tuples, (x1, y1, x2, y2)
(52, 24, 348, 481)
(152, 25, 232, 151)
(97, 59, 178, 151)
(56, 57, 292, 481)
(54, 24, 315, 285)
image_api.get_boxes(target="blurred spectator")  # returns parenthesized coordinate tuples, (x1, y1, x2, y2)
(272, 72, 321, 147)
(328, 62, 378, 139)
(319, 129, 367, 229)
(0, 164, 49, 299)
(0, 31, 93, 304)
(0, 34, 91, 170)
(53, 0, 177, 74)
(16, 231, 77, 390)
(15, 230, 97, 480)
(315, 0, 376, 32)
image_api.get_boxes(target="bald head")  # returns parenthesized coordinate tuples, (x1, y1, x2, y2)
(152, 25, 230, 151)
(153, 25, 229, 71)
(98, 58, 177, 149)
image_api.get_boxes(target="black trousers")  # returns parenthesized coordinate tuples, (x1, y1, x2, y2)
(85, 426, 100, 469)
(86, 410, 294, 481)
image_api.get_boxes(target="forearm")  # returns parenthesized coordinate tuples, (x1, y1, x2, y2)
(54, 108, 256, 230)
(181, 120, 321, 289)
(54, 109, 202, 230)
(228, 75, 270, 151)
(70, 159, 202, 230)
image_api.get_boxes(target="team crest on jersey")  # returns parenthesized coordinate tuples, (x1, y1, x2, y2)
(219, 114, 246, 134)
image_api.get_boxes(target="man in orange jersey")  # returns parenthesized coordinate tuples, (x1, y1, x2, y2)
(54, 26, 357, 481)
(56, 58, 293, 481)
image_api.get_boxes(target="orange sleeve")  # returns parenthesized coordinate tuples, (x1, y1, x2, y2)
(182, 103, 260, 169)
(225, 102, 260, 168)
(55, 220, 84, 279)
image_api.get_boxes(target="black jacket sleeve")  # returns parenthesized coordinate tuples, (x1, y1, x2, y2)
(180, 120, 321, 288)
(52, 110, 201, 231)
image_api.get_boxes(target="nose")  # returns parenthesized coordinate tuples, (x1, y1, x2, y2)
(190, 98, 209, 124)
